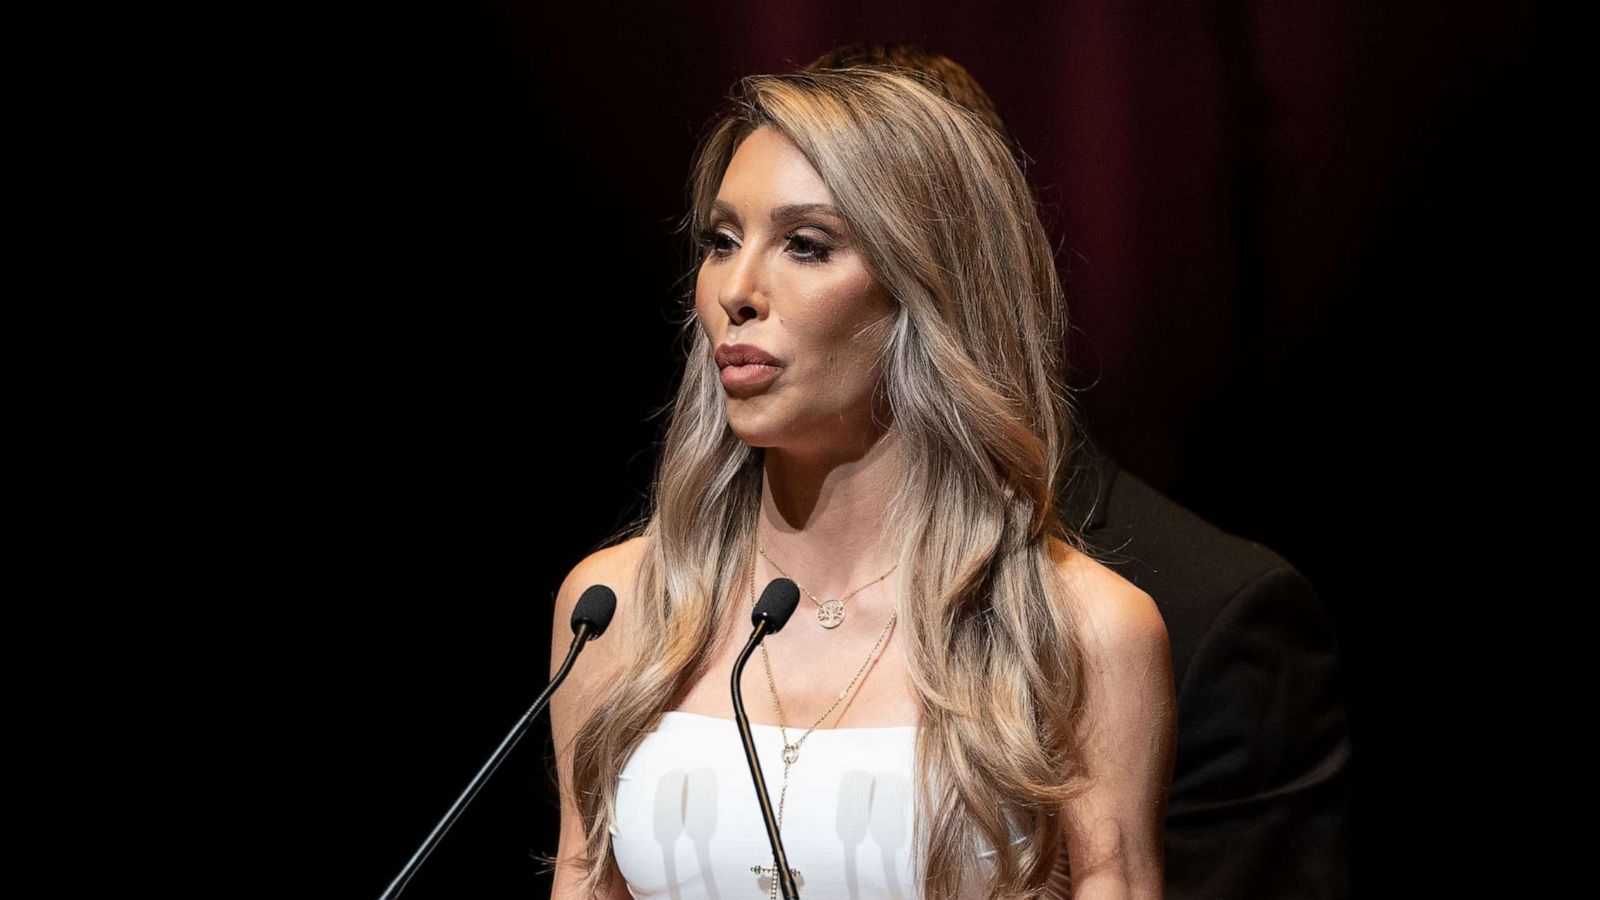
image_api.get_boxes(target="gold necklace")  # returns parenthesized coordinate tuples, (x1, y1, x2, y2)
(747, 546, 898, 898)
(757, 543, 898, 630)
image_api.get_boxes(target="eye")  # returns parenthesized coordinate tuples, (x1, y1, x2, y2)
(786, 234, 832, 264)
(696, 226, 737, 258)
(695, 226, 834, 265)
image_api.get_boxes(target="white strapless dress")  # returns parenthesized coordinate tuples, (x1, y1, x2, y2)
(609, 710, 1024, 899)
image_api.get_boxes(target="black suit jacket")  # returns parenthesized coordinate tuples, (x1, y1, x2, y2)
(1060, 435, 1352, 899)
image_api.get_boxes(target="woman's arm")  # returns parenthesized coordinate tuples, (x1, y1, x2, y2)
(1059, 570, 1177, 899)
(548, 544, 641, 900)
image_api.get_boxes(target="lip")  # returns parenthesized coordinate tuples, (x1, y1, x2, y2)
(719, 363, 782, 391)
(715, 342, 784, 369)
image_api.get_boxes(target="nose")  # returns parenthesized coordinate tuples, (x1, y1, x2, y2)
(715, 243, 768, 324)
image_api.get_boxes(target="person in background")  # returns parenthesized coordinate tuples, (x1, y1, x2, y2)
(803, 42, 1352, 900)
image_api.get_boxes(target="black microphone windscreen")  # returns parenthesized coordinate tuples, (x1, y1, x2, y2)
(572, 584, 617, 639)
(751, 578, 801, 633)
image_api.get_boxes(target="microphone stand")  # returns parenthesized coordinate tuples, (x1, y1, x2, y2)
(731, 618, 801, 900)
(378, 619, 598, 900)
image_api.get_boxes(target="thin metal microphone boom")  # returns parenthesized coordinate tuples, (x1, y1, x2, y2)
(378, 584, 618, 900)
(731, 577, 803, 900)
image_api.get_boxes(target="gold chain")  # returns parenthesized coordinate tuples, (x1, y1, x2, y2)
(748, 545, 898, 834)
(757, 543, 897, 630)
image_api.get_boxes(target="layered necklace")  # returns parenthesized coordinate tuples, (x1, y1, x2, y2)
(746, 541, 899, 898)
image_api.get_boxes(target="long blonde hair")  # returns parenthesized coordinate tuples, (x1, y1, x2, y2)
(555, 66, 1098, 899)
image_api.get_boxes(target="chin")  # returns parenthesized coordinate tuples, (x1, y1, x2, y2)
(724, 413, 786, 449)
(727, 427, 782, 449)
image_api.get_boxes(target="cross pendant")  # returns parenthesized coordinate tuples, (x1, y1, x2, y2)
(751, 862, 801, 899)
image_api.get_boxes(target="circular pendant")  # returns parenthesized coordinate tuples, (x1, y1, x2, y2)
(783, 744, 799, 764)
(817, 599, 845, 629)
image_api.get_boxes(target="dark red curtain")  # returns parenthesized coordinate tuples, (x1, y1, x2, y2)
(57, 1, 1577, 896)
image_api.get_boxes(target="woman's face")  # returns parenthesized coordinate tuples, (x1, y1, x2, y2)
(694, 125, 898, 453)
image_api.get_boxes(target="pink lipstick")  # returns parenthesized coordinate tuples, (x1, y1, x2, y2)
(715, 342, 784, 392)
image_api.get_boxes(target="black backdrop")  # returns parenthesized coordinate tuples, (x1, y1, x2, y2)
(52, 1, 1583, 896)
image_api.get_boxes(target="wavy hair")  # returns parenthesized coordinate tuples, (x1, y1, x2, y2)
(554, 66, 1099, 899)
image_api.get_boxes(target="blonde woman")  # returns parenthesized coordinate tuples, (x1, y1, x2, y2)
(545, 67, 1175, 900)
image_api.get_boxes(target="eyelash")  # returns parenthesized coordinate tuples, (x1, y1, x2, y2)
(695, 226, 833, 265)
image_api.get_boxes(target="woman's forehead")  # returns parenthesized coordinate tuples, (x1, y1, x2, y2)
(717, 127, 835, 211)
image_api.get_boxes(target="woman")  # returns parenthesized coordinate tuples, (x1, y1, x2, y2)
(546, 66, 1175, 899)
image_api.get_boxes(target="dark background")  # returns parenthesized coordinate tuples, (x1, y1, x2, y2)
(54, 0, 1582, 896)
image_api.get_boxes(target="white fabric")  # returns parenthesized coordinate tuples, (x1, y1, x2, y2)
(610, 710, 1024, 899)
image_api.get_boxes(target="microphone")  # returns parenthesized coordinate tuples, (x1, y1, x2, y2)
(378, 584, 618, 900)
(570, 584, 618, 641)
(730, 577, 803, 900)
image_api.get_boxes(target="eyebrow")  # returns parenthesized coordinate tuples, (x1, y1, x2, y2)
(710, 200, 845, 225)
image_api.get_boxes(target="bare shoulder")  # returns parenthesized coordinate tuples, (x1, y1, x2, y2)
(550, 535, 652, 681)
(554, 536, 651, 609)
(1046, 537, 1169, 665)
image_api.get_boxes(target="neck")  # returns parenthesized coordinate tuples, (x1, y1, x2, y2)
(756, 426, 905, 601)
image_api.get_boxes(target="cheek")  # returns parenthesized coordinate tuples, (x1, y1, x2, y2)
(693, 270, 719, 333)
(801, 286, 894, 358)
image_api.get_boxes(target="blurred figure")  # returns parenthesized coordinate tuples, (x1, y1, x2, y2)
(804, 41, 1352, 900)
